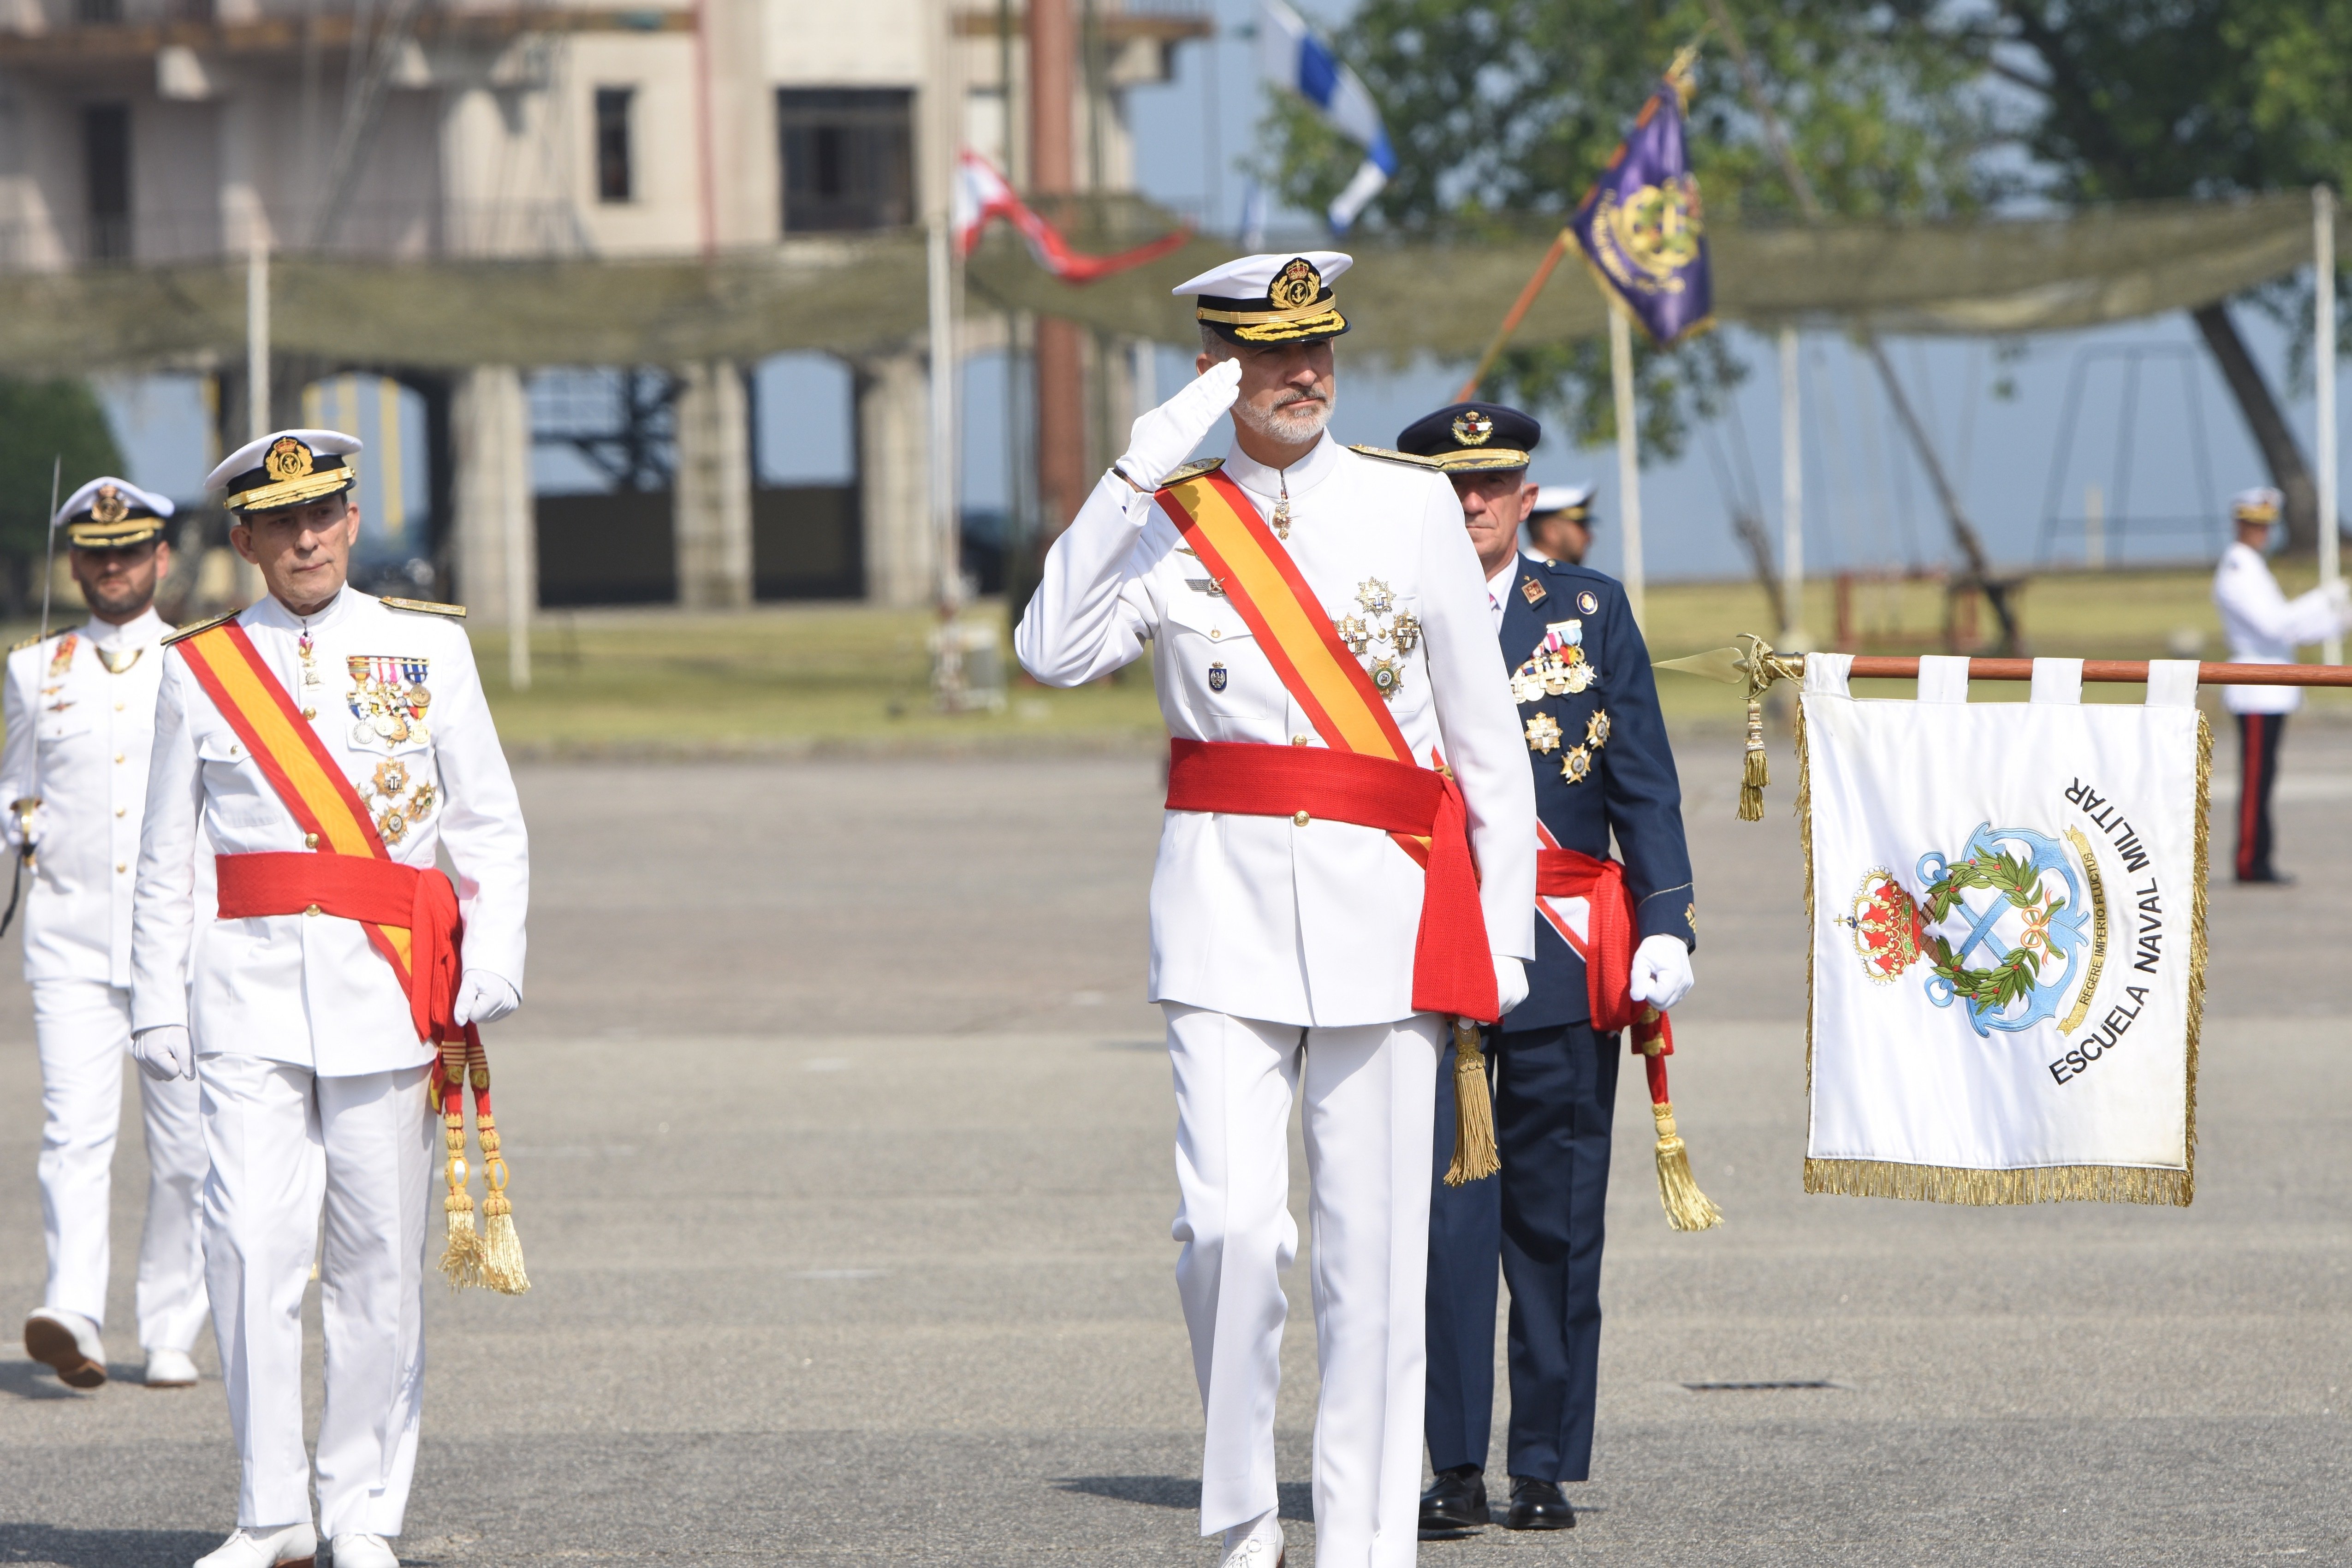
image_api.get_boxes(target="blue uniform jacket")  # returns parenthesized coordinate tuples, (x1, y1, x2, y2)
(1498, 553, 1696, 1030)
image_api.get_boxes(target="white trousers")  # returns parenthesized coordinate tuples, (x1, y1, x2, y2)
(201, 1054, 434, 1537)
(1165, 1004, 1440, 1568)
(34, 978, 209, 1350)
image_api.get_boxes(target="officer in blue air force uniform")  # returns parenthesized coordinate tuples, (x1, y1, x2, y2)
(1396, 403, 1697, 1535)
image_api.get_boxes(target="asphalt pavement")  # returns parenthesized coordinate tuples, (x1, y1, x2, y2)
(1, 724, 2345, 1566)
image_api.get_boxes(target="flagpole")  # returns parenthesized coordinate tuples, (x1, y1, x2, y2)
(2316, 183, 2339, 667)
(1456, 230, 1570, 402)
(1609, 297, 1645, 627)
(1779, 324, 1806, 648)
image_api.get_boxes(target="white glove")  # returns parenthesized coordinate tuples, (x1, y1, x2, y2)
(453, 970, 521, 1028)
(2328, 577, 2352, 624)
(1492, 954, 1529, 1016)
(131, 1025, 194, 1082)
(1628, 933, 1694, 1012)
(1115, 357, 1241, 491)
(6, 801, 47, 854)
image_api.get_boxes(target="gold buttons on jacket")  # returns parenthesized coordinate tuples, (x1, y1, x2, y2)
(113, 752, 124, 764)
(114, 701, 124, 712)
(302, 707, 316, 720)
(1292, 735, 1310, 746)
(1292, 810, 1311, 826)
(1209, 629, 1222, 641)
(115, 862, 125, 873)
(304, 833, 320, 849)
(115, 807, 125, 818)
(304, 903, 321, 916)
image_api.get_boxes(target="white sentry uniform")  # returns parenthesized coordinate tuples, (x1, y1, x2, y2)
(1018, 434, 1535, 1568)
(0, 609, 208, 1355)
(131, 585, 528, 1539)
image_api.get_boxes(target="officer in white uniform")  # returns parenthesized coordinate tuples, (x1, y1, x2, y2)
(130, 430, 530, 1568)
(7, 477, 208, 1391)
(1524, 484, 1595, 567)
(1016, 254, 1536, 1568)
(2211, 486, 2352, 883)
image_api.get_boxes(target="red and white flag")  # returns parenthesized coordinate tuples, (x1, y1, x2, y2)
(952, 150, 1191, 283)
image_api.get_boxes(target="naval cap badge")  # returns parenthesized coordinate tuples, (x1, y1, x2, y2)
(90, 484, 128, 525)
(265, 437, 315, 481)
(1451, 409, 1496, 446)
(1270, 257, 1323, 310)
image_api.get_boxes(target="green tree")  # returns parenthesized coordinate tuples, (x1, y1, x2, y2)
(0, 378, 126, 614)
(1981, 0, 2344, 548)
(1261, 0, 2008, 461)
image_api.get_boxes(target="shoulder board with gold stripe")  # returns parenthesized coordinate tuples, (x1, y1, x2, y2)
(162, 612, 240, 648)
(1348, 445, 1441, 469)
(1155, 457, 1224, 490)
(381, 596, 466, 618)
(8, 634, 42, 654)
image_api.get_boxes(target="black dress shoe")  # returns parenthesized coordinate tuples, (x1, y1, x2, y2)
(1505, 1476, 1575, 1530)
(1418, 1465, 1489, 1536)
(2237, 869, 2296, 885)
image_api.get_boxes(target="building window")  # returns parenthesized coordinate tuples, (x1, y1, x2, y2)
(83, 104, 131, 262)
(776, 89, 913, 234)
(594, 87, 633, 204)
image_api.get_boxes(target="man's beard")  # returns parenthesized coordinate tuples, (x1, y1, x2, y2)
(1235, 386, 1336, 445)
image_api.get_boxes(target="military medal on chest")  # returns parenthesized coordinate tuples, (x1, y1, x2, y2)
(1515, 621, 1611, 783)
(347, 654, 433, 748)
(1337, 578, 1421, 703)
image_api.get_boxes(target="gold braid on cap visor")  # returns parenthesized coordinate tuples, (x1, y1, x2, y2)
(1430, 449, 1534, 473)
(65, 516, 168, 548)
(1196, 297, 1350, 344)
(225, 463, 358, 514)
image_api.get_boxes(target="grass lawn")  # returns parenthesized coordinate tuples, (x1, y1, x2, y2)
(6, 563, 2341, 754)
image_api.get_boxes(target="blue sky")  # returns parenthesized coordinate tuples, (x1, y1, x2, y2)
(98, 0, 2342, 585)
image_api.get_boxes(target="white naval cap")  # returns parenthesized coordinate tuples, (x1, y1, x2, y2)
(206, 428, 362, 515)
(53, 475, 174, 547)
(2231, 486, 2283, 522)
(1175, 251, 1354, 345)
(1532, 483, 1597, 518)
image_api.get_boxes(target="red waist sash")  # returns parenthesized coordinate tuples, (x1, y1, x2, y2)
(1537, 846, 1648, 1039)
(1164, 737, 1498, 1021)
(215, 851, 466, 1045)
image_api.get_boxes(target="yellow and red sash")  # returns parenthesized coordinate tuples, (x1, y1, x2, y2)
(1155, 468, 1498, 1020)
(174, 616, 530, 1291)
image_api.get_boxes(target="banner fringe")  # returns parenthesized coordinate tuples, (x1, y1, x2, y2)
(1803, 1157, 2190, 1207)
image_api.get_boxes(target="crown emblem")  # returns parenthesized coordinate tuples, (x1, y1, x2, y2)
(90, 484, 127, 525)
(1269, 258, 1322, 311)
(1451, 409, 1495, 446)
(1843, 868, 1926, 985)
(264, 437, 314, 481)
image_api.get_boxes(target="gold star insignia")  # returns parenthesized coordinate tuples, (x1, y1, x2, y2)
(1586, 709, 1611, 748)
(1562, 745, 1592, 784)
(1524, 713, 1562, 754)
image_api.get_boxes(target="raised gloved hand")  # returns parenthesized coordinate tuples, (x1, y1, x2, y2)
(453, 970, 521, 1028)
(1492, 954, 1529, 1016)
(131, 1025, 194, 1082)
(1115, 357, 1242, 492)
(1628, 933, 1694, 1012)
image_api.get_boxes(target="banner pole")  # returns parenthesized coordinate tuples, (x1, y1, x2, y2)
(2317, 184, 2340, 666)
(1610, 299, 1645, 627)
(1779, 324, 1806, 647)
(1454, 230, 1569, 402)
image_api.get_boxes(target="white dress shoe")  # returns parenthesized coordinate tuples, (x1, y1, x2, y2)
(193, 1522, 318, 1568)
(23, 1307, 106, 1389)
(330, 1533, 399, 1567)
(1218, 1511, 1285, 1568)
(144, 1346, 200, 1387)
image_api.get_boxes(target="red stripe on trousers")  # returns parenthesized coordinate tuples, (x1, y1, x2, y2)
(2238, 715, 2263, 879)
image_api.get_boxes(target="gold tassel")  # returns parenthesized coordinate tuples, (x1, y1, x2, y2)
(1738, 697, 1769, 821)
(1651, 1099, 1723, 1231)
(474, 1117, 531, 1296)
(1443, 1018, 1500, 1187)
(438, 1126, 483, 1288)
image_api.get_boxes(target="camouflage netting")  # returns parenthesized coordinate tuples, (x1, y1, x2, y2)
(0, 192, 2332, 376)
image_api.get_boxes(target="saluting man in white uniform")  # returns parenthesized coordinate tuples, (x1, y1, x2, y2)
(130, 430, 530, 1568)
(8, 477, 208, 1391)
(2211, 485, 2352, 884)
(1017, 254, 1536, 1568)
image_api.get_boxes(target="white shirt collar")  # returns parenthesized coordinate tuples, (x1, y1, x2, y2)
(84, 606, 166, 649)
(1224, 430, 1344, 499)
(250, 583, 357, 634)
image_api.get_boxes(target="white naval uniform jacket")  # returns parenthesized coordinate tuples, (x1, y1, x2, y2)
(1016, 434, 1537, 1029)
(0, 610, 171, 987)
(2213, 541, 2345, 715)
(131, 588, 529, 1076)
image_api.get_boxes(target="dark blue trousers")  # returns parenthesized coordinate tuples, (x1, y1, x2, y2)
(1424, 1020, 1619, 1483)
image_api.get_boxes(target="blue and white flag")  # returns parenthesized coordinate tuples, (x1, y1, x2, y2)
(1258, 0, 1396, 234)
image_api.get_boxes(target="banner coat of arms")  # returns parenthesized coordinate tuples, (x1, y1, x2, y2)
(1798, 654, 2209, 1206)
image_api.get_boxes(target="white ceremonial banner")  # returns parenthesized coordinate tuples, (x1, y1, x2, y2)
(1800, 655, 2208, 1206)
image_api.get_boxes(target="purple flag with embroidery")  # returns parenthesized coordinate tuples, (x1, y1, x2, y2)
(1569, 77, 1712, 345)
